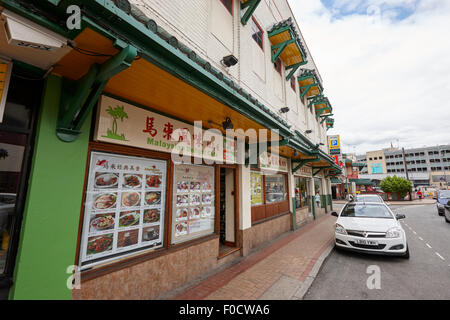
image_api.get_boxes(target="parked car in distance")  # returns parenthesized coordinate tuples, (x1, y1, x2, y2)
(331, 202, 409, 258)
(435, 190, 450, 216)
(355, 194, 384, 203)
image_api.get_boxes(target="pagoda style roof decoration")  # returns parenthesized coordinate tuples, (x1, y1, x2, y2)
(268, 18, 308, 81)
(297, 69, 323, 99)
(326, 118, 335, 130)
(308, 95, 332, 119)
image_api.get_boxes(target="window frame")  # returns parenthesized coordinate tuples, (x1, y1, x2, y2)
(290, 75, 296, 92)
(251, 16, 264, 51)
(274, 57, 282, 75)
(219, 0, 233, 15)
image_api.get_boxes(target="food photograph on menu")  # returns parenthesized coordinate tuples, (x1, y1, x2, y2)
(117, 229, 139, 249)
(95, 173, 118, 189)
(80, 152, 167, 268)
(89, 213, 115, 232)
(122, 174, 142, 189)
(93, 193, 117, 210)
(143, 209, 160, 224)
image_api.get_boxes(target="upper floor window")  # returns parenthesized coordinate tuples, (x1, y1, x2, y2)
(274, 57, 282, 75)
(290, 76, 296, 91)
(251, 17, 263, 50)
(220, 0, 233, 15)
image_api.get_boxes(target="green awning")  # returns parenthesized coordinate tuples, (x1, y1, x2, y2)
(331, 177, 343, 184)
(349, 179, 374, 186)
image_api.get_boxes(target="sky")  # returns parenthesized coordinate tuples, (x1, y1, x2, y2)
(287, 0, 450, 155)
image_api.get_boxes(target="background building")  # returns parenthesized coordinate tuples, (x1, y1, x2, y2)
(357, 144, 450, 187)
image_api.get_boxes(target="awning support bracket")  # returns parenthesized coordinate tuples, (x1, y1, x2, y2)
(313, 168, 325, 176)
(300, 83, 319, 99)
(241, 0, 262, 25)
(56, 45, 137, 142)
(271, 39, 296, 63)
(285, 62, 306, 81)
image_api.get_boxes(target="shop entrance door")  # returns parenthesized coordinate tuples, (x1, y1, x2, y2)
(0, 72, 42, 299)
(217, 166, 238, 257)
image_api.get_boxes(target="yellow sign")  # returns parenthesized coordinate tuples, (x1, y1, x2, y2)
(0, 59, 13, 123)
(328, 135, 340, 155)
(250, 171, 263, 206)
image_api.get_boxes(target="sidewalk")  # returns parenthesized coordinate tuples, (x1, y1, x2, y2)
(333, 199, 436, 205)
(168, 213, 337, 300)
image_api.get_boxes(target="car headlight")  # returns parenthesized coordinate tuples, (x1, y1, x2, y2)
(335, 224, 347, 235)
(386, 227, 402, 238)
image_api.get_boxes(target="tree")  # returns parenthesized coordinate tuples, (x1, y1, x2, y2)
(380, 176, 412, 199)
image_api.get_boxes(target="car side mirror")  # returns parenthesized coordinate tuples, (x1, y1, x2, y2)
(396, 213, 405, 220)
(331, 211, 338, 217)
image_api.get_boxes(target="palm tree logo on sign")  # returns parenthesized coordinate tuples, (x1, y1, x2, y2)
(102, 105, 129, 141)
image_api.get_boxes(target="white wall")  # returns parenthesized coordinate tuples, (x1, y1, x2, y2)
(131, 0, 328, 147)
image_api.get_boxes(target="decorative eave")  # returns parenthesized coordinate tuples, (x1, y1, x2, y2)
(297, 69, 323, 99)
(326, 118, 335, 131)
(268, 18, 308, 81)
(2, 0, 295, 139)
(308, 95, 332, 119)
(350, 178, 374, 186)
(240, 0, 262, 25)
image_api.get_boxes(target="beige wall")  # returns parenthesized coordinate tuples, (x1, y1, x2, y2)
(366, 150, 387, 174)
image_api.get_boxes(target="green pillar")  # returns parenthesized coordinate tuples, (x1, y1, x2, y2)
(292, 197, 297, 230)
(10, 75, 92, 300)
(311, 196, 316, 220)
(322, 195, 328, 213)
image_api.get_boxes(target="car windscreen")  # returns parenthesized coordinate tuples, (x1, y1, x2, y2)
(356, 196, 382, 203)
(438, 190, 450, 199)
(341, 203, 394, 219)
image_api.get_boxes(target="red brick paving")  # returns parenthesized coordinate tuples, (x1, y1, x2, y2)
(173, 214, 336, 300)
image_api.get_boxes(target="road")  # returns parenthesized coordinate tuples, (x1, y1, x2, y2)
(304, 204, 450, 300)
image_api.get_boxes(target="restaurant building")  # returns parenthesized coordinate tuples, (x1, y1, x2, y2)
(0, 0, 340, 299)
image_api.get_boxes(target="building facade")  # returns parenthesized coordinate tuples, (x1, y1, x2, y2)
(0, 0, 341, 300)
(357, 145, 450, 187)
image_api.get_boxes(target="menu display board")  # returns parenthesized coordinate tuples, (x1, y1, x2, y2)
(250, 171, 263, 206)
(80, 152, 167, 268)
(172, 164, 215, 244)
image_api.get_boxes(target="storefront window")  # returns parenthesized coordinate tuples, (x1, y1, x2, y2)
(171, 164, 215, 244)
(250, 171, 263, 206)
(79, 152, 167, 269)
(265, 174, 287, 203)
(295, 177, 309, 209)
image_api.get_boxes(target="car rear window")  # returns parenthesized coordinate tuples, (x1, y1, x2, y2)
(341, 203, 393, 219)
(356, 196, 382, 203)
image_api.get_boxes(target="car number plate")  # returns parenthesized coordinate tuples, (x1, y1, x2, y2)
(355, 239, 378, 246)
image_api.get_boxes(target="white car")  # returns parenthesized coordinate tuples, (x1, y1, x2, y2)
(355, 194, 384, 203)
(331, 202, 409, 259)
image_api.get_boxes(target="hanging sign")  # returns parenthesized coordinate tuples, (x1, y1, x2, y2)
(259, 151, 288, 172)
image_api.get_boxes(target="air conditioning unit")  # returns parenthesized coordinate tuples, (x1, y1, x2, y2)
(1, 9, 68, 52)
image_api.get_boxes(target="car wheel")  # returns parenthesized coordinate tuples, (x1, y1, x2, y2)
(401, 246, 410, 259)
